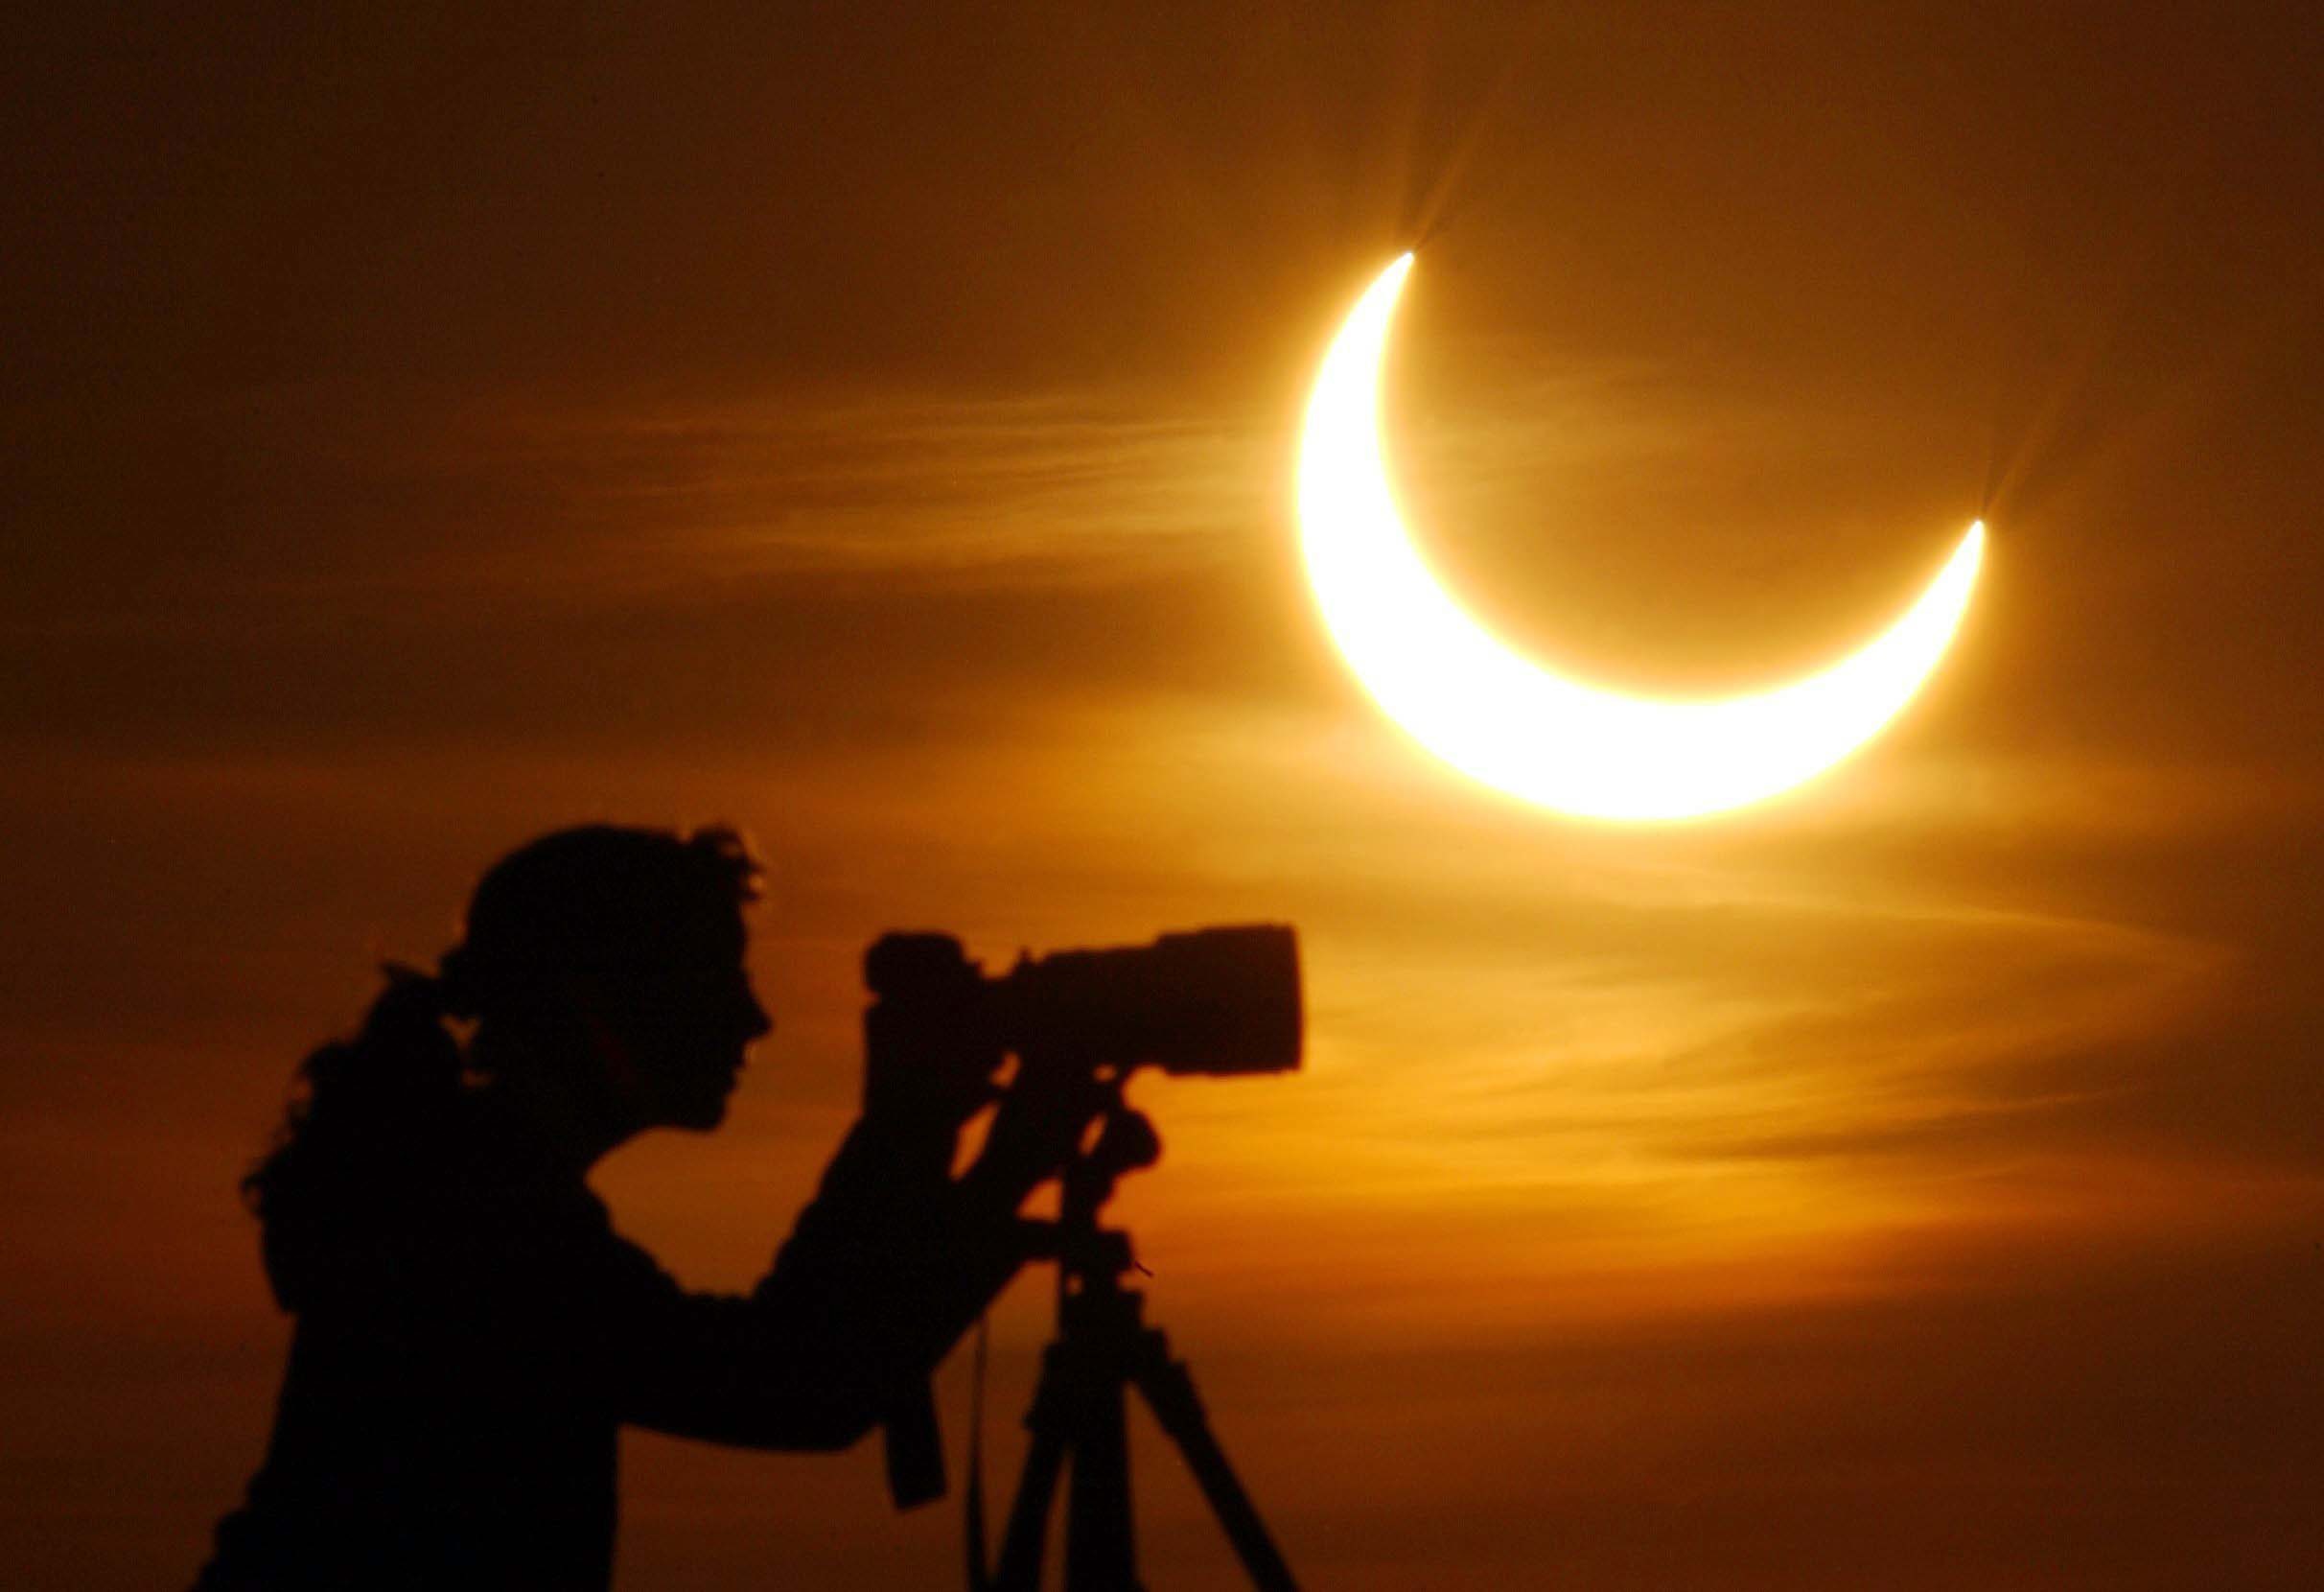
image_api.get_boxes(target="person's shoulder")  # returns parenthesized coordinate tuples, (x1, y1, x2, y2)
(444, 1092, 609, 1229)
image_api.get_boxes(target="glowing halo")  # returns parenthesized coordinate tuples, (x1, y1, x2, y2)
(1295, 254, 1984, 821)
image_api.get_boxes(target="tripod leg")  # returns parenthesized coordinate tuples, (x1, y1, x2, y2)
(992, 1347, 1074, 1592)
(1064, 1364, 1138, 1592)
(1132, 1344, 1299, 1592)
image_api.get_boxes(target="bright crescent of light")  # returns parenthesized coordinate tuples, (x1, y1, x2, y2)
(1296, 254, 1985, 821)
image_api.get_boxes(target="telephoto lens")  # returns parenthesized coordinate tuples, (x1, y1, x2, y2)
(863, 925, 1302, 1079)
(996, 925, 1301, 1077)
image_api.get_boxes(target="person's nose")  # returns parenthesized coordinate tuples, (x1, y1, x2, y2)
(742, 991, 774, 1042)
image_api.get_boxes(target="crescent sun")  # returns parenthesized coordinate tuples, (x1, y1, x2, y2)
(1296, 254, 1985, 822)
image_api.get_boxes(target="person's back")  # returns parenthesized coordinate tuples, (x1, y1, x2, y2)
(205, 1089, 635, 1587)
(195, 825, 1081, 1590)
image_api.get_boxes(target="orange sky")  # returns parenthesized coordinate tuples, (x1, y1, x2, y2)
(5, 4, 2322, 1587)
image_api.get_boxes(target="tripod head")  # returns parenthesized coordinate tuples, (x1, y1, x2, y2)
(1017, 1089, 1160, 1297)
(975, 1083, 1302, 1592)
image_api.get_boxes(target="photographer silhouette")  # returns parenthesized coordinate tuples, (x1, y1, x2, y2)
(194, 825, 1094, 1591)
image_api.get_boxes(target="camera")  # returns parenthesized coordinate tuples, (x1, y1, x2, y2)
(861, 925, 1302, 1515)
(863, 925, 1302, 1081)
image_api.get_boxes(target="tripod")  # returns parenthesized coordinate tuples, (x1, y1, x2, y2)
(978, 1110, 1300, 1592)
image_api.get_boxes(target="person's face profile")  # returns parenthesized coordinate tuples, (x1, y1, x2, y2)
(593, 911, 774, 1133)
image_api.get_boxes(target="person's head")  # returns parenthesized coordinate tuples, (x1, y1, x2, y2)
(442, 824, 772, 1134)
(245, 825, 771, 1262)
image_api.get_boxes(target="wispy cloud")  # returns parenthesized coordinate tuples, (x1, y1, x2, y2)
(517, 391, 1277, 584)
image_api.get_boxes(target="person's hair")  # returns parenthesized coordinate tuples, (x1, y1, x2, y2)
(243, 825, 760, 1293)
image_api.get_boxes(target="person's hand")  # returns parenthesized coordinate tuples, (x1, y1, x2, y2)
(964, 1049, 1111, 1206)
(861, 952, 1005, 1135)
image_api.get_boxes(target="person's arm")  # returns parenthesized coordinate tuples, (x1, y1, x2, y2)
(606, 1094, 1084, 1452)
(608, 936, 1104, 1455)
(598, 1200, 1032, 1452)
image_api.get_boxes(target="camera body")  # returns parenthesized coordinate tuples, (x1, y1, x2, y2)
(863, 925, 1302, 1091)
